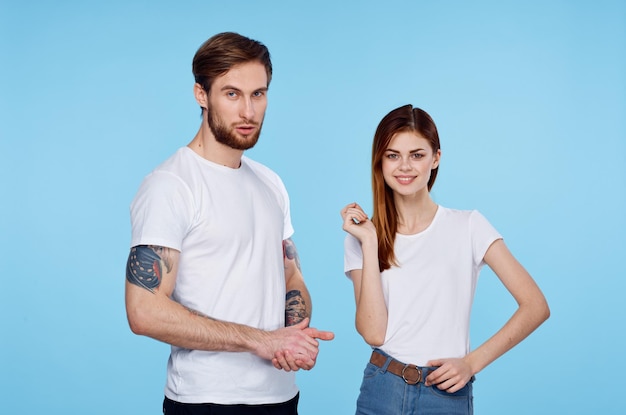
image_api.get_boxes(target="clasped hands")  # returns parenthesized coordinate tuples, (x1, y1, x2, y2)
(269, 318, 334, 372)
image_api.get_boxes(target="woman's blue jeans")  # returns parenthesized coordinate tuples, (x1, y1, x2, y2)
(355, 349, 473, 415)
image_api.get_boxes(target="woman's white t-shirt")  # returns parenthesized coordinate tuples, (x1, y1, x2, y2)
(344, 206, 502, 366)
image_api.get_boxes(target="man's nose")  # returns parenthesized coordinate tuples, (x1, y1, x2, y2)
(240, 97, 255, 120)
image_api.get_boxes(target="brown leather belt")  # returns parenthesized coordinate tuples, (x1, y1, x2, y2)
(369, 350, 429, 385)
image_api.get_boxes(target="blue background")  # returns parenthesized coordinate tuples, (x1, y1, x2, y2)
(1, 1, 625, 413)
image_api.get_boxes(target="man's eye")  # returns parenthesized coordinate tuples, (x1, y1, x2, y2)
(227, 91, 237, 98)
(253, 91, 264, 97)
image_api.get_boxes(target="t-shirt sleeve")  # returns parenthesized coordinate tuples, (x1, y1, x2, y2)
(129, 170, 194, 251)
(469, 210, 503, 266)
(343, 234, 364, 278)
(273, 176, 294, 241)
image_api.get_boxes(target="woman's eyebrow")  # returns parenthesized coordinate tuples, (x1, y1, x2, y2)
(384, 148, 425, 153)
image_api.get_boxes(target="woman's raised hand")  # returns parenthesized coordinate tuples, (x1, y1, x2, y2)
(341, 203, 377, 242)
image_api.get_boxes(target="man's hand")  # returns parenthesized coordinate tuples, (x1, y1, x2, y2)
(267, 318, 334, 371)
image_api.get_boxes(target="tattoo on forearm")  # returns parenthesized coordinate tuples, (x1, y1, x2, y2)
(285, 290, 308, 326)
(125, 245, 172, 293)
(283, 238, 301, 271)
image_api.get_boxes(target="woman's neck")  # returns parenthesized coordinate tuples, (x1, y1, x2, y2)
(394, 194, 438, 235)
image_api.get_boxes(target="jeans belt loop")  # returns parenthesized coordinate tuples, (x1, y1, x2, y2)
(381, 354, 392, 372)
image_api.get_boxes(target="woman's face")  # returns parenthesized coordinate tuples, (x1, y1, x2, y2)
(381, 131, 440, 197)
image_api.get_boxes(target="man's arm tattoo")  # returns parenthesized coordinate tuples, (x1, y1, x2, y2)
(283, 238, 301, 271)
(285, 290, 308, 326)
(125, 245, 173, 293)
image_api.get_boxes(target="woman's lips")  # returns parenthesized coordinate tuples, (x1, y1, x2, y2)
(395, 176, 416, 184)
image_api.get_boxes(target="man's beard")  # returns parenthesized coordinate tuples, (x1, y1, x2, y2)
(207, 109, 262, 151)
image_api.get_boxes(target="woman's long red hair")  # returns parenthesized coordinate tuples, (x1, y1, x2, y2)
(371, 105, 441, 271)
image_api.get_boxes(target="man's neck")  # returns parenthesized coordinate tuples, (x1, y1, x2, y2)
(187, 124, 243, 169)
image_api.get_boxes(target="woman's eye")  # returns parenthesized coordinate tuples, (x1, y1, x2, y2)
(386, 153, 398, 159)
(411, 153, 424, 159)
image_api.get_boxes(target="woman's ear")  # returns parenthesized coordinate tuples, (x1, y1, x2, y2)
(432, 149, 442, 169)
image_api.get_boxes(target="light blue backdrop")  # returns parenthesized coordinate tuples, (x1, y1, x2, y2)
(1, 1, 624, 413)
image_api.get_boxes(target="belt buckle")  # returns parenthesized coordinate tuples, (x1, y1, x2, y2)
(401, 364, 422, 385)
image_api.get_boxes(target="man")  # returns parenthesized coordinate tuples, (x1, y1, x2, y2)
(125, 32, 334, 414)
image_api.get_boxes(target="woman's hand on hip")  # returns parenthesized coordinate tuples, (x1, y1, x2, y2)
(424, 357, 474, 393)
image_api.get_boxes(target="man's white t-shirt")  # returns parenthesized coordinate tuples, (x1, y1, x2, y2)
(130, 147, 297, 404)
(344, 206, 502, 366)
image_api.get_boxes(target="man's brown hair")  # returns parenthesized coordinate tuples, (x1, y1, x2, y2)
(192, 32, 273, 100)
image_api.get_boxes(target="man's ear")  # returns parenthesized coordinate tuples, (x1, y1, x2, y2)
(193, 83, 208, 109)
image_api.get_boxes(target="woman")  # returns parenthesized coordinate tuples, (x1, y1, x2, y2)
(341, 104, 549, 414)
